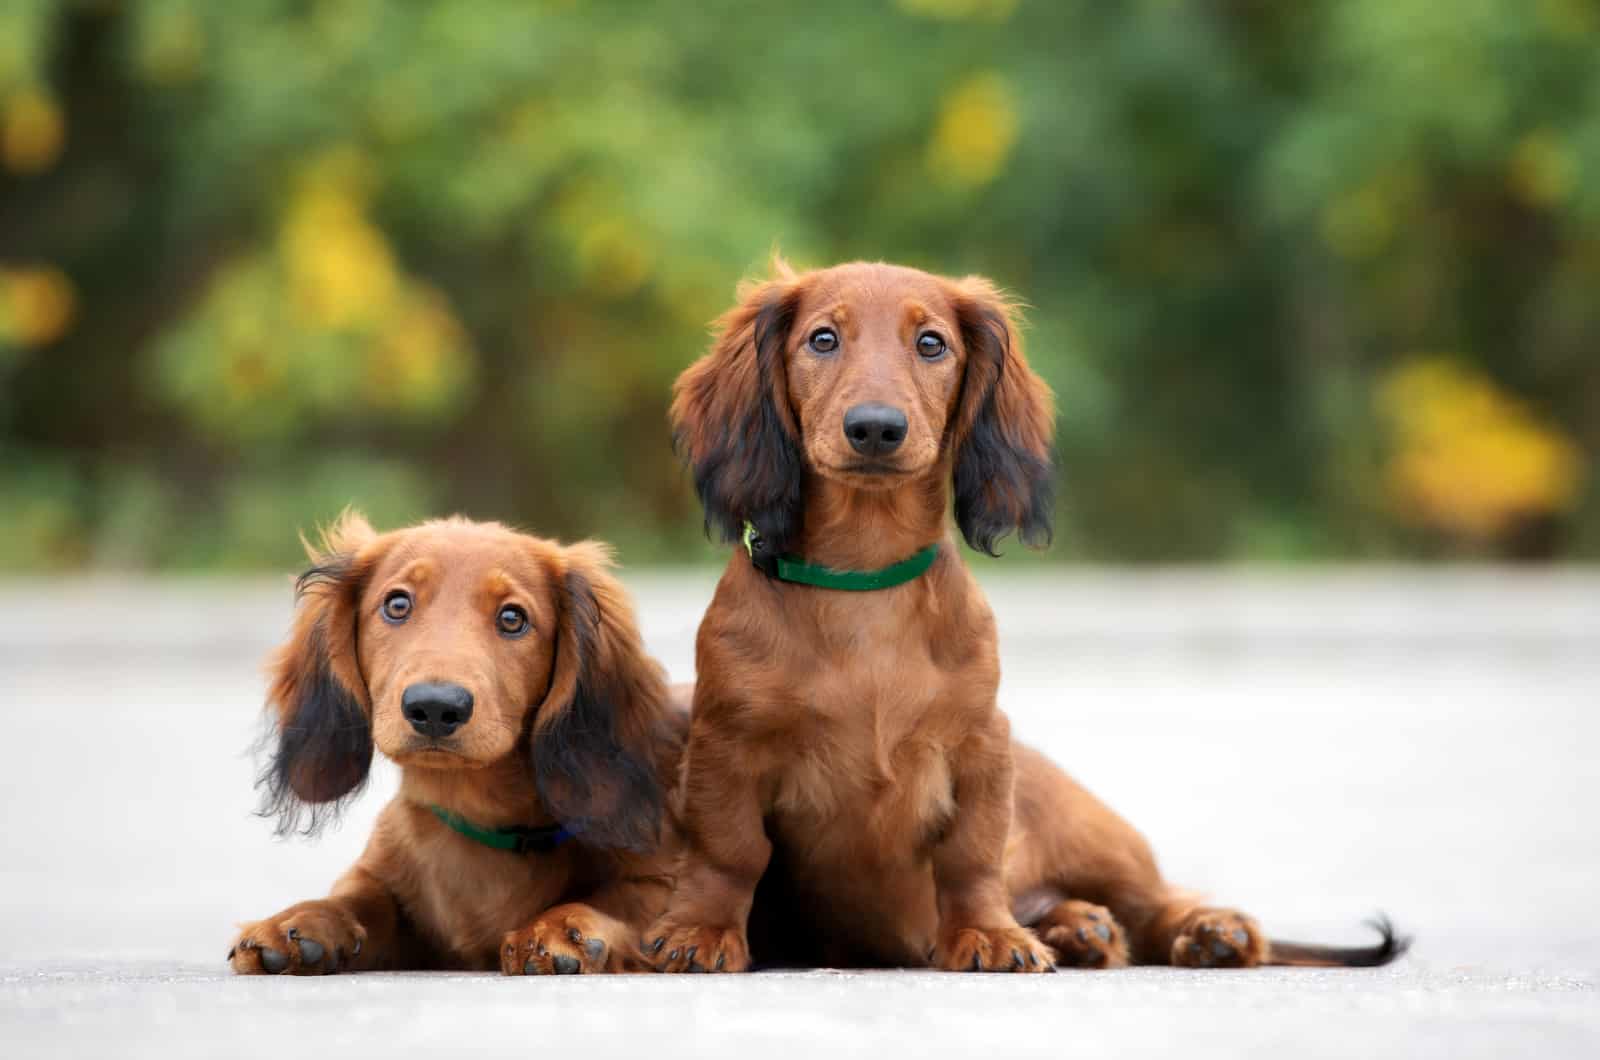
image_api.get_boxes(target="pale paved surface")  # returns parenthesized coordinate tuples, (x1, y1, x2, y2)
(0, 570, 1596, 1057)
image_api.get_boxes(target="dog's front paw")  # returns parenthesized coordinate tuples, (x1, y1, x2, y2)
(230, 900, 365, 976)
(1170, 907, 1265, 968)
(1036, 900, 1129, 969)
(503, 903, 644, 975)
(931, 923, 1053, 973)
(642, 920, 749, 973)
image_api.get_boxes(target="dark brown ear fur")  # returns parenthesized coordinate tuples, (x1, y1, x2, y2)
(257, 511, 378, 836)
(530, 542, 673, 852)
(670, 274, 805, 554)
(946, 277, 1055, 555)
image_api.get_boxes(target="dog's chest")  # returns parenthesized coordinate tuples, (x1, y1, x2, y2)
(383, 808, 571, 967)
(763, 597, 989, 840)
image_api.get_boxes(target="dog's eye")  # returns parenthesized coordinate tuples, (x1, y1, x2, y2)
(496, 605, 530, 638)
(382, 590, 412, 624)
(916, 332, 947, 359)
(807, 328, 838, 354)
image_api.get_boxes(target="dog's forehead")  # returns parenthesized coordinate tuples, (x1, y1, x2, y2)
(799, 263, 952, 318)
(372, 521, 552, 589)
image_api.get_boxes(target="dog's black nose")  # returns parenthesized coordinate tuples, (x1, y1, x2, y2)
(401, 682, 474, 739)
(843, 403, 908, 457)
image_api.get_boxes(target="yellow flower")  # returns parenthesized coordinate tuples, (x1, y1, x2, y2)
(282, 186, 400, 329)
(0, 266, 77, 346)
(366, 289, 472, 413)
(2, 88, 64, 174)
(1378, 357, 1585, 541)
(277, 149, 400, 328)
(927, 74, 1018, 188)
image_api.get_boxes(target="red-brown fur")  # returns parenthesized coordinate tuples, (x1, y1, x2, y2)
(229, 514, 688, 976)
(651, 260, 1407, 972)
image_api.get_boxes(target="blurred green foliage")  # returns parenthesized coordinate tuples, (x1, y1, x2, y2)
(1, 0, 1597, 569)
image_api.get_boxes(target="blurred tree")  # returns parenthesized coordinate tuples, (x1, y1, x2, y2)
(0, 0, 1595, 569)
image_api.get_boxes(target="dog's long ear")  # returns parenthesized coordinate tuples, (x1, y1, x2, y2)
(946, 277, 1056, 556)
(670, 270, 805, 553)
(257, 510, 379, 836)
(531, 542, 671, 852)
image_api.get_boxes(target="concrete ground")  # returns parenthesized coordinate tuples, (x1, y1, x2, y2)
(0, 569, 1596, 1057)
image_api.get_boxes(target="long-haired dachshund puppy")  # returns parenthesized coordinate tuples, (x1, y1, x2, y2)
(649, 260, 1406, 972)
(229, 512, 683, 975)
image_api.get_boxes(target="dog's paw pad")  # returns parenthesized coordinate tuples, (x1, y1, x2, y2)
(1037, 901, 1129, 970)
(1171, 909, 1265, 968)
(503, 904, 638, 975)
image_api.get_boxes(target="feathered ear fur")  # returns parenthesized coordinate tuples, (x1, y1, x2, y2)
(670, 269, 805, 553)
(529, 542, 673, 852)
(257, 510, 379, 836)
(946, 277, 1056, 555)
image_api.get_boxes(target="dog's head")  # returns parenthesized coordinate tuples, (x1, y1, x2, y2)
(257, 512, 667, 850)
(671, 261, 1054, 556)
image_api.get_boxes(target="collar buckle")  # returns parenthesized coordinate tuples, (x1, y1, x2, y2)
(742, 521, 780, 578)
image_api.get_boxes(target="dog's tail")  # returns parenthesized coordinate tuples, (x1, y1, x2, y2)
(1266, 913, 1412, 967)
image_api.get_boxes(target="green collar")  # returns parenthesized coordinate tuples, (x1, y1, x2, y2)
(742, 521, 940, 591)
(428, 805, 574, 854)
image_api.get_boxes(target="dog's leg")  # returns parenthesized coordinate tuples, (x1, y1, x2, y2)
(229, 865, 400, 975)
(1131, 895, 1267, 968)
(929, 713, 1053, 973)
(644, 734, 770, 973)
(1098, 887, 1407, 968)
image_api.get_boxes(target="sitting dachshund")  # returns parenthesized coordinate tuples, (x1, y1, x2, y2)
(648, 260, 1407, 972)
(229, 512, 684, 975)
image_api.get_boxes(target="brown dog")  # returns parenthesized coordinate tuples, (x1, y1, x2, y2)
(229, 513, 684, 975)
(649, 260, 1407, 972)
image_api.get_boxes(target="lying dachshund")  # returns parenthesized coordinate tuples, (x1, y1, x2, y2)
(229, 512, 684, 975)
(649, 260, 1407, 972)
